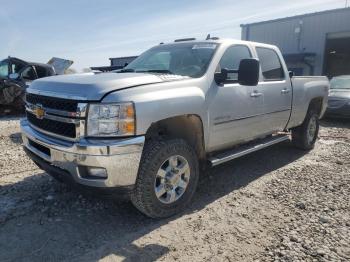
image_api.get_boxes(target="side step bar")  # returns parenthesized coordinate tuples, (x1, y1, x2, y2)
(208, 134, 289, 167)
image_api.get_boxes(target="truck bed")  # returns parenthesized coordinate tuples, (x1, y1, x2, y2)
(287, 76, 329, 129)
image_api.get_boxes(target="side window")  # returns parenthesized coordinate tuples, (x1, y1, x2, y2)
(256, 47, 285, 81)
(34, 66, 48, 78)
(11, 62, 26, 74)
(218, 45, 252, 81)
(21, 66, 36, 80)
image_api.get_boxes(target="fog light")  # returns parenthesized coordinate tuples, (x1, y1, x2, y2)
(87, 167, 108, 179)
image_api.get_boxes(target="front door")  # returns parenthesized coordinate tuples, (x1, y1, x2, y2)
(207, 45, 264, 152)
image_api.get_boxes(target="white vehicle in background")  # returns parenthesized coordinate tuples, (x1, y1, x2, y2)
(326, 75, 350, 118)
(21, 38, 329, 218)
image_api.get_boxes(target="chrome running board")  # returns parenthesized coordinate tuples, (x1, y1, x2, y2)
(209, 134, 289, 167)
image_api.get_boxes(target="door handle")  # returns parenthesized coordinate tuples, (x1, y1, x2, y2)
(281, 88, 290, 94)
(250, 90, 262, 97)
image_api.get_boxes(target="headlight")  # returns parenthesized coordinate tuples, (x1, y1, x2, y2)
(87, 102, 135, 137)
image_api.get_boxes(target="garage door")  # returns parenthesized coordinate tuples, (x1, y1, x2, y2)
(324, 31, 350, 78)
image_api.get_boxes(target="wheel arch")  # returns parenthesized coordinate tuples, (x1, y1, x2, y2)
(145, 114, 206, 161)
(307, 97, 324, 117)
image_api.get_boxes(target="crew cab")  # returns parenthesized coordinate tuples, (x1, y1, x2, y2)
(21, 38, 329, 218)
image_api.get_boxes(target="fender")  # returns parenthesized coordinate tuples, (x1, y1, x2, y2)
(102, 79, 209, 146)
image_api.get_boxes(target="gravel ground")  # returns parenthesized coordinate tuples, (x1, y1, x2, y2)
(0, 117, 349, 261)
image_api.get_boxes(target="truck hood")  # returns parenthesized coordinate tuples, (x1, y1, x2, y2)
(329, 89, 350, 100)
(28, 72, 187, 100)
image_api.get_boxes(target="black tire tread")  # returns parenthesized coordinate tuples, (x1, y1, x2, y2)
(131, 138, 198, 218)
(292, 109, 319, 150)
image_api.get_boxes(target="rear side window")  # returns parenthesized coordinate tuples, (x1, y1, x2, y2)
(34, 66, 49, 78)
(256, 47, 284, 81)
(21, 67, 36, 80)
(219, 45, 252, 81)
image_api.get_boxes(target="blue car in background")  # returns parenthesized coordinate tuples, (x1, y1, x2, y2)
(326, 75, 350, 119)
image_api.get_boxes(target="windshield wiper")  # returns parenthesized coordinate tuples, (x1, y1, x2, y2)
(116, 68, 174, 74)
(117, 68, 135, 73)
(137, 69, 174, 74)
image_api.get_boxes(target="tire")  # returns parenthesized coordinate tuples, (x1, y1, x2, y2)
(292, 110, 319, 150)
(131, 138, 199, 218)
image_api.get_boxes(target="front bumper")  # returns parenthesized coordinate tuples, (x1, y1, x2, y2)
(21, 119, 145, 188)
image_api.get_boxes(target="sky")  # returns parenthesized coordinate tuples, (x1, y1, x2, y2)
(0, 0, 348, 71)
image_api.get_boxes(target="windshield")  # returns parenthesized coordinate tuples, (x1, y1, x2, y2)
(330, 76, 350, 90)
(0, 60, 9, 78)
(123, 43, 218, 78)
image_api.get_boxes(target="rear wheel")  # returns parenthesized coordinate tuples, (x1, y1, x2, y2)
(292, 110, 319, 150)
(131, 139, 199, 218)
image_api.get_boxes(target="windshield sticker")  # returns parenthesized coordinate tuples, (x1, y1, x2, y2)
(192, 44, 217, 50)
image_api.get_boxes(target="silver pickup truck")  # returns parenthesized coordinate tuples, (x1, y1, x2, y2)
(21, 38, 329, 218)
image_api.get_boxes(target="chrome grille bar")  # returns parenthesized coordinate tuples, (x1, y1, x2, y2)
(25, 102, 87, 141)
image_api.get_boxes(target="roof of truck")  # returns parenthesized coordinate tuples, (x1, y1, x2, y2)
(6, 57, 53, 69)
(158, 38, 278, 49)
(29, 62, 53, 68)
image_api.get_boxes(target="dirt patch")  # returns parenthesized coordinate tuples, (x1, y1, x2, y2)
(0, 117, 349, 261)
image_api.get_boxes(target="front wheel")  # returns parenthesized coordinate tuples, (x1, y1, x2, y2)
(131, 139, 199, 218)
(292, 110, 319, 150)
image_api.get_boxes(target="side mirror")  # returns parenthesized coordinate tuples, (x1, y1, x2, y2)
(214, 68, 228, 85)
(289, 71, 294, 78)
(9, 73, 19, 80)
(238, 59, 260, 86)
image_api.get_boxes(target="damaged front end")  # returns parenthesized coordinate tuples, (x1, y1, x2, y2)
(0, 78, 26, 109)
(0, 57, 73, 115)
(0, 58, 26, 115)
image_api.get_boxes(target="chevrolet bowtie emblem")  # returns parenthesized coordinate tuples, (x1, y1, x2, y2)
(33, 104, 45, 119)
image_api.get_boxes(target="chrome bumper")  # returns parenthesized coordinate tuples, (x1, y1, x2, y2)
(20, 119, 145, 188)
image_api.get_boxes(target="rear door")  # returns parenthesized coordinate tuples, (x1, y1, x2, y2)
(255, 47, 292, 133)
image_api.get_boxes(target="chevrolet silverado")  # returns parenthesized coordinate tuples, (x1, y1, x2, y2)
(21, 38, 329, 218)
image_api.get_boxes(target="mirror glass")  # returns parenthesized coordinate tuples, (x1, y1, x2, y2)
(214, 69, 228, 84)
(238, 59, 260, 86)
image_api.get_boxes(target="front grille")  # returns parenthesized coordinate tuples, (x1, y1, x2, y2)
(27, 112, 76, 138)
(26, 93, 78, 112)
